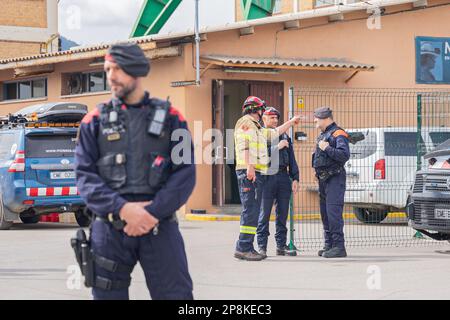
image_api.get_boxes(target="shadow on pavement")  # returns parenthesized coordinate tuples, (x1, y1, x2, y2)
(8, 223, 80, 230)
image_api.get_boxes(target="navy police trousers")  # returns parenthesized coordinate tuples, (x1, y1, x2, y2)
(90, 218, 193, 300)
(257, 171, 292, 250)
(318, 170, 346, 249)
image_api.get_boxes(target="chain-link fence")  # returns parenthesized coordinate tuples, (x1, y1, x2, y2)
(288, 88, 450, 251)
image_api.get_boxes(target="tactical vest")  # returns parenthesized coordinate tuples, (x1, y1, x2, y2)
(96, 97, 171, 196)
(312, 125, 347, 170)
(267, 133, 290, 170)
(278, 133, 290, 169)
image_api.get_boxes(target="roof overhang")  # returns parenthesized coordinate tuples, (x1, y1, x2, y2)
(200, 55, 375, 72)
(0, 43, 182, 73)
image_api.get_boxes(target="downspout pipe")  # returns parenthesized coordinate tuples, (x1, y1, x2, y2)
(195, 0, 200, 86)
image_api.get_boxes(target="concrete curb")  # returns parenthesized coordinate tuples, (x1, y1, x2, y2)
(185, 212, 407, 222)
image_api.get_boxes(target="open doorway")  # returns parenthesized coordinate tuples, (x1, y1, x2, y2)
(224, 81, 248, 204)
(212, 80, 284, 206)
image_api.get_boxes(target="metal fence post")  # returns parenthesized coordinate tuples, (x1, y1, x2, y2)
(417, 94, 423, 171)
(288, 86, 298, 254)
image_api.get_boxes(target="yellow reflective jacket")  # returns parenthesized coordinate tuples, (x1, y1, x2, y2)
(234, 115, 278, 173)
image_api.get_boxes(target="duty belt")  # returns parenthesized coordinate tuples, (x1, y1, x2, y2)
(95, 212, 178, 234)
(316, 167, 344, 181)
(278, 167, 288, 174)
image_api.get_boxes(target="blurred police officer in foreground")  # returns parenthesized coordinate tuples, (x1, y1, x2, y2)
(257, 107, 299, 258)
(234, 97, 300, 261)
(312, 107, 350, 258)
(75, 43, 195, 299)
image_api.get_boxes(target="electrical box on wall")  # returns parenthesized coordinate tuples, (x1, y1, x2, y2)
(295, 131, 307, 141)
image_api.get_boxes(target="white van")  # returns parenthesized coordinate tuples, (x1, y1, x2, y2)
(344, 127, 450, 223)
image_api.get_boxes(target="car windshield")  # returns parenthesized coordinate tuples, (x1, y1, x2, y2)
(384, 132, 425, 157)
(26, 134, 77, 158)
(430, 138, 450, 153)
(348, 130, 377, 159)
(429, 132, 450, 148)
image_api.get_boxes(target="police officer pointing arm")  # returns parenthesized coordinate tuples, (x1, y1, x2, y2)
(256, 107, 300, 258)
(74, 43, 195, 300)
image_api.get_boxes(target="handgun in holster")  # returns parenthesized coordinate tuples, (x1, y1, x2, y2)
(70, 229, 95, 288)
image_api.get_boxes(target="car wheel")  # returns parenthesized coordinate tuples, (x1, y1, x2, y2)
(20, 215, 40, 224)
(353, 207, 389, 224)
(0, 197, 13, 230)
(75, 208, 92, 228)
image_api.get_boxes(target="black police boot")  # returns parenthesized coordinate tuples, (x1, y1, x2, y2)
(234, 250, 264, 261)
(318, 246, 331, 257)
(322, 247, 347, 258)
(258, 248, 267, 259)
(276, 245, 296, 256)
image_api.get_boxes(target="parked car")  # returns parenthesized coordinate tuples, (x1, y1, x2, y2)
(344, 127, 450, 224)
(0, 102, 89, 230)
(409, 139, 450, 241)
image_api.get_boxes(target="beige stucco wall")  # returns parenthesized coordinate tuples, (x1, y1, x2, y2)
(0, 0, 47, 28)
(184, 1, 450, 213)
(0, 41, 42, 60)
(0, 0, 51, 59)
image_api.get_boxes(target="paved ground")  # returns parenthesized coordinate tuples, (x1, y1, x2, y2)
(0, 219, 449, 300)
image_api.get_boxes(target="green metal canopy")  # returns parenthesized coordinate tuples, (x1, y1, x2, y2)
(129, 0, 275, 39)
(241, 0, 275, 20)
(130, 0, 183, 38)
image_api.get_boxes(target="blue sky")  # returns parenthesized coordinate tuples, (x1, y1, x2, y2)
(58, 0, 235, 46)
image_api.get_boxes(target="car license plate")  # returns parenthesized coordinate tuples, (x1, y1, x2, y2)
(434, 208, 450, 220)
(50, 171, 75, 180)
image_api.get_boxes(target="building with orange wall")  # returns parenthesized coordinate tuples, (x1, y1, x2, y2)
(0, 0, 449, 216)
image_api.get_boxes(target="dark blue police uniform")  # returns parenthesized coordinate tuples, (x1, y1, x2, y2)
(75, 92, 195, 300)
(257, 133, 299, 252)
(312, 122, 350, 253)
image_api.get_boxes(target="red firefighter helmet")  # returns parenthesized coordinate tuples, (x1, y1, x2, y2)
(263, 107, 281, 119)
(242, 96, 266, 114)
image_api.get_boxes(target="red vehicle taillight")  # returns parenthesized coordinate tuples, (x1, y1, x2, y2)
(374, 159, 386, 180)
(8, 150, 25, 172)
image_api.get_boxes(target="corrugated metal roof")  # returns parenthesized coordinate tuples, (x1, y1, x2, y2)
(0, 37, 156, 65)
(200, 55, 375, 71)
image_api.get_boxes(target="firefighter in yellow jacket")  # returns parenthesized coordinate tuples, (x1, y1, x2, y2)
(234, 96, 300, 261)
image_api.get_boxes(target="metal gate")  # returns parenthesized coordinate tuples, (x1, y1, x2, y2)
(288, 87, 450, 251)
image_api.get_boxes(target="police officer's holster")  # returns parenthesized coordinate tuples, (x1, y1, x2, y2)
(71, 228, 133, 290)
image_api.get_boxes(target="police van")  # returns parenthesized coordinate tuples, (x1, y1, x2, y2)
(0, 103, 89, 230)
(409, 139, 450, 241)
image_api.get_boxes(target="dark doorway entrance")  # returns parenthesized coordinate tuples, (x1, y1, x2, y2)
(212, 80, 284, 206)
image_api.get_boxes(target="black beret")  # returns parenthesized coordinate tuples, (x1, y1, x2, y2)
(314, 106, 333, 119)
(106, 43, 150, 78)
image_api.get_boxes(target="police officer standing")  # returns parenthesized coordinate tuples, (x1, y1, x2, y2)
(234, 97, 300, 261)
(75, 43, 195, 299)
(257, 107, 299, 258)
(312, 107, 350, 258)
